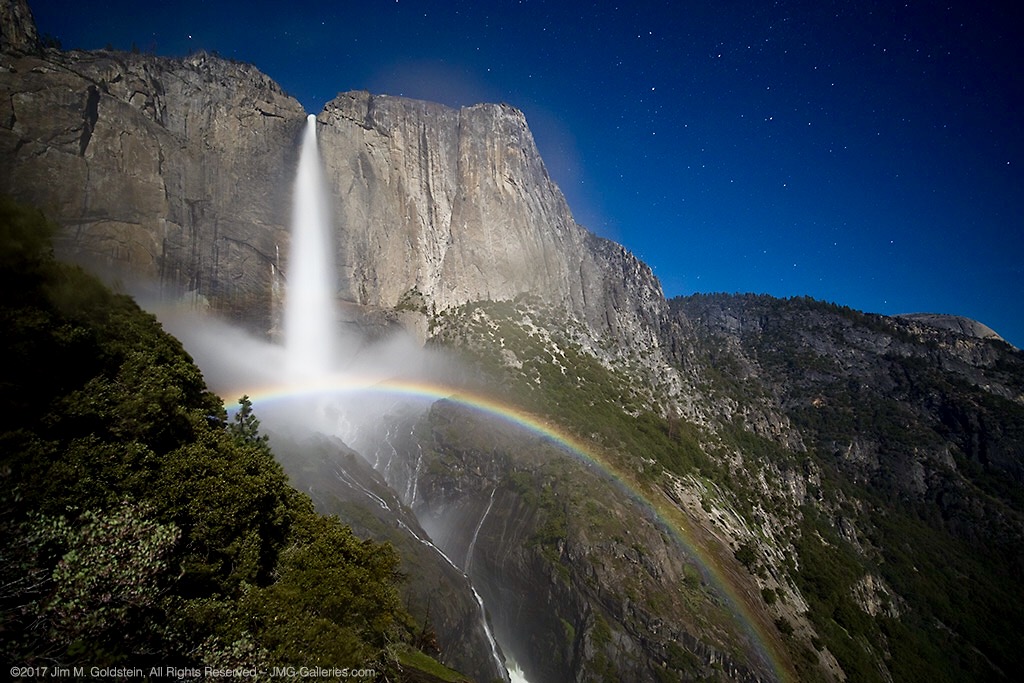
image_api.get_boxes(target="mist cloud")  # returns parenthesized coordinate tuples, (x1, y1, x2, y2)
(146, 299, 466, 462)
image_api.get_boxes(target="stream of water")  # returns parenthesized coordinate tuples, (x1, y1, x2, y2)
(285, 114, 336, 379)
(286, 114, 521, 683)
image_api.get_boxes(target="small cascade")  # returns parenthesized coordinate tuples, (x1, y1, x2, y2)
(285, 114, 336, 379)
(397, 519, 510, 683)
(405, 438, 423, 504)
(468, 584, 509, 683)
(465, 488, 497, 573)
(377, 423, 400, 481)
(331, 463, 393, 512)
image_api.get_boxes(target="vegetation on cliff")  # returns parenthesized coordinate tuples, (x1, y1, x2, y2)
(431, 297, 712, 481)
(429, 292, 1024, 682)
(427, 298, 782, 682)
(0, 198, 451, 679)
(673, 292, 1024, 682)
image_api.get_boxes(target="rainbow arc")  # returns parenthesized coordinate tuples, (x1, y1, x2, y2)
(224, 374, 792, 682)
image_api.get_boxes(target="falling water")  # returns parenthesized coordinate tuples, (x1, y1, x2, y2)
(283, 112, 525, 683)
(396, 518, 510, 682)
(465, 488, 497, 573)
(285, 114, 336, 379)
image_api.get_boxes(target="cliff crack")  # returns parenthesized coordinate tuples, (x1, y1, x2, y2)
(78, 85, 100, 157)
(335, 111, 387, 135)
(217, 235, 278, 270)
(3, 93, 15, 130)
(256, 106, 284, 119)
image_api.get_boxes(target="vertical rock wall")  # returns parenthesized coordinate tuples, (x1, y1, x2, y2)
(317, 90, 668, 348)
(0, 45, 306, 329)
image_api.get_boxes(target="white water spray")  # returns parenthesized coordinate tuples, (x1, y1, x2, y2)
(285, 114, 336, 379)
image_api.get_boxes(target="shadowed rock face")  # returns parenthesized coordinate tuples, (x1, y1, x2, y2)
(263, 428, 509, 683)
(0, 0, 37, 54)
(407, 400, 774, 683)
(0, 45, 305, 330)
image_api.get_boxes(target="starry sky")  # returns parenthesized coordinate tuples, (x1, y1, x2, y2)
(32, 0, 1024, 347)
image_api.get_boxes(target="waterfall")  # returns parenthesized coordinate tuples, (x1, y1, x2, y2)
(465, 488, 497, 573)
(285, 114, 336, 379)
(397, 520, 510, 683)
(283, 112, 527, 683)
(406, 438, 423, 504)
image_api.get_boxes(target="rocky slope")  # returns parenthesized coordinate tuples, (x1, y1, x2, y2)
(408, 399, 776, 683)
(663, 294, 1024, 682)
(266, 427, 509, 683)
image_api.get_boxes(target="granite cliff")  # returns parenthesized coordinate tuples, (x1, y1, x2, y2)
(1, 10, 664, 359)
(0, 20, 304, 330)
(316, 90, 664, 350)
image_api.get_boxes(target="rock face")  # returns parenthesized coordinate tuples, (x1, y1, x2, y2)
(898, 312, 1007, 344)
(670, 293, 1024, 503)
(0, 0, 37, 54)
(316, 90, 664, 348)
(1, 29, 665, 351)
(1, 42, 305, 330)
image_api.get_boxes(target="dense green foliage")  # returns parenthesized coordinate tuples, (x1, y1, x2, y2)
(0, 199, 429, 676)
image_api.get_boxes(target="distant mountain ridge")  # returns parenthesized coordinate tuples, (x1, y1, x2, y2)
(897, 312, 1006, 344)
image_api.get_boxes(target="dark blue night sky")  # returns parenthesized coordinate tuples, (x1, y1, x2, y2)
(32, 1, 1024, 346)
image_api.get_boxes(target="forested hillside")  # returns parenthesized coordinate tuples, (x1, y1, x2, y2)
(0, 197, 459, 680)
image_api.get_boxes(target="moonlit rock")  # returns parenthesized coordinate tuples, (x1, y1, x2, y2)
(897, 313, 1006, 344)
